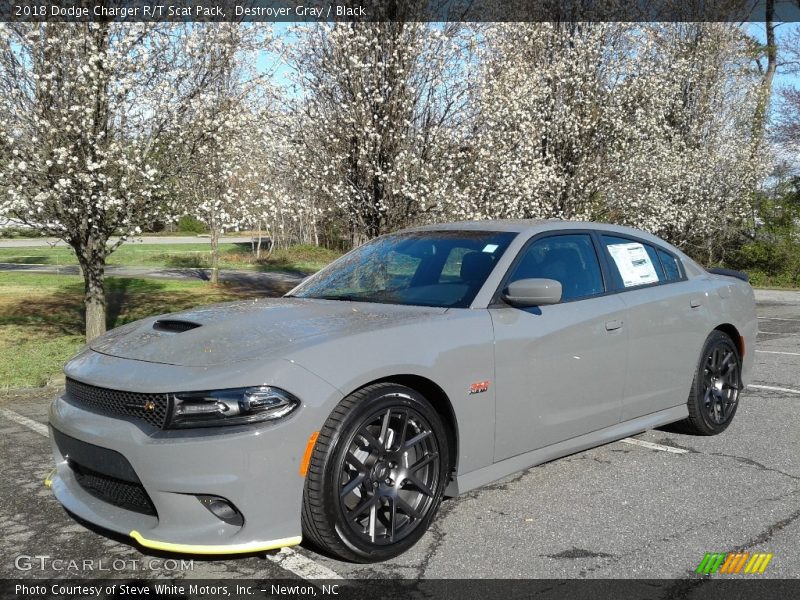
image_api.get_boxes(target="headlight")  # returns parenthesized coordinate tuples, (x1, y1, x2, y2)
(167, 386, 299, 429)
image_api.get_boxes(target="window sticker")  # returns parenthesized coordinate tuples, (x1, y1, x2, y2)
(482, 244, 499, 253)
(607, 243, 659, 287)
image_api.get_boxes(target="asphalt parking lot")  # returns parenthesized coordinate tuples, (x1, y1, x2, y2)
(1, 289, 798, 581)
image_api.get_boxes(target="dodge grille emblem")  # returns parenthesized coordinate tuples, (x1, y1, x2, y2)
(124, 400, 157, 412)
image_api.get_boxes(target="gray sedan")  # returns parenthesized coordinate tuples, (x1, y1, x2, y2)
(47, 220, 756, 562)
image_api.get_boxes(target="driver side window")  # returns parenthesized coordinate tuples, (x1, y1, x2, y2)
(508, 234, 605, 301)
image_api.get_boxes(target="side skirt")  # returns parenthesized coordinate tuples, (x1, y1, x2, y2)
(446, 404, 688, 496)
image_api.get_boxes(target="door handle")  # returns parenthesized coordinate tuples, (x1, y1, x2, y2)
(605, 320, 623, 331)
(690, 298, 703, 308)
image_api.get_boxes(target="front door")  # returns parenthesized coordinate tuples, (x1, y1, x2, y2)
(491, 233, 628, 461)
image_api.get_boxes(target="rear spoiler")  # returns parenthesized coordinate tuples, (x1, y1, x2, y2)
(706, 267, 749, 283)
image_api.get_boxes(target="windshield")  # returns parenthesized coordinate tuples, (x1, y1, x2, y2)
(290, 230, 517, 308)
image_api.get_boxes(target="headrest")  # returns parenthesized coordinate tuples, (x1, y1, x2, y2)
(460, 251, 495, 283)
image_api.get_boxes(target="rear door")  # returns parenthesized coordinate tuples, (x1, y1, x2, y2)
(491, 232, 628, 461)
(598, 234, 709, 420)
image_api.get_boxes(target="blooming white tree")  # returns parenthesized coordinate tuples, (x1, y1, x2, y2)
(773, 25, 800, 157)
(240, 109, 323, 254)
(287, 22, 475, 245)
(0, 20, 779, 333)
(608, 23, 769, 262)
(450, 22, 769, 262)
(172, 24, 277, 282)
(0, 23, 260, 339)
(776, 86, 800, 150)
(453, 23, 637, 222)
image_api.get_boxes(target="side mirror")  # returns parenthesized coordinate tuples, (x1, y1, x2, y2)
(502, 278, 562, 307)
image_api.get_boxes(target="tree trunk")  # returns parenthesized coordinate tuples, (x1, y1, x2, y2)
(82, 259, 106, 342)
(753, 0, 777, 148)
(210, 221, 220, 284)
(266, 224, 275, 257)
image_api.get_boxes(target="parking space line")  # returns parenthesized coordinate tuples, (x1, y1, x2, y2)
(0, 408, 48, 437)
(620, 438, 688, 454)
(758, 317, 800, 322)
(266, 546, 343, 580)
(758, 331, 800, 336)
(756, 350, 800, 356)
(748, 384, 800, 395)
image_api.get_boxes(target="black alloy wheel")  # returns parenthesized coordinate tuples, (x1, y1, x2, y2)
(337, 405, 441, 546)
(302, 383, 449, 562)
(702, 343, 740, 425)
(682, 330, 742, 435)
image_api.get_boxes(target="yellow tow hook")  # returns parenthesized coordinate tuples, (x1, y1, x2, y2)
(44, 468, 56, 489)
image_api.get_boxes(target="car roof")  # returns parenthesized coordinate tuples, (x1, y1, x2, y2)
(405, 219, 552, 233)
(404, 219, 660, 239)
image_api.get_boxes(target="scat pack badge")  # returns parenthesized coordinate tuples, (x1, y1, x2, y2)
(469, 380, 490, 395)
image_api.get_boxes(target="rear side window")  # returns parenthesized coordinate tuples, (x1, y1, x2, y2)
(601, 235, 664, 289)
(657, 249, 682, 282)
(508, 234, 604, 301)
(643, 245, 665, 280)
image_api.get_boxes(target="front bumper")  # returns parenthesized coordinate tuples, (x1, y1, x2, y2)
(47, 352, 342, 554)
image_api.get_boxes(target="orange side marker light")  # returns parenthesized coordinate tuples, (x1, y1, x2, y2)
(300, 431, 320, 477)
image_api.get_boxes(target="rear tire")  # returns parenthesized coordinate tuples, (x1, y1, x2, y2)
(301, 383, 449, 562)
(680, 330, 741, 435)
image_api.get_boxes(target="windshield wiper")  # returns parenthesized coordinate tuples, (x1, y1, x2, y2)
(309, 294, 364, 302)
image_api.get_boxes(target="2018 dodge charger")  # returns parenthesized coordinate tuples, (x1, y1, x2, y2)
(47, 220, 756, 562)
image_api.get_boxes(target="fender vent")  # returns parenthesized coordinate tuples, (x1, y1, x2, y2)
(152, 319, 202, 333)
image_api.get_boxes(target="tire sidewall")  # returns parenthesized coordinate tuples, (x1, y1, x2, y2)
(319, 385, 449, 562)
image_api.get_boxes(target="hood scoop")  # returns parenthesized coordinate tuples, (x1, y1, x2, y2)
(152, 319, 202, 334)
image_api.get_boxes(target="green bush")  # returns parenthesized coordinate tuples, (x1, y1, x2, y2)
(738, 239, 800, 288)
(176, 215, 208, 234)
(0, 226, 41, 239)
(726, 179, 800, 289)
(746, 269, 800, 289)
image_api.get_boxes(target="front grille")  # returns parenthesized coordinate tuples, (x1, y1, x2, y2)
(65, 378, 170, 429)
(52, 427, 158, 517)
(70, 462, 157, 516)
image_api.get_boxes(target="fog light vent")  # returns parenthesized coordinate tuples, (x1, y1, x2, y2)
(196, 494, 244, 527)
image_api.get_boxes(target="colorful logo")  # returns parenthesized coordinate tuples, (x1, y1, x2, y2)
(696, 552, 773, 575)
(469, 380, 490, 395)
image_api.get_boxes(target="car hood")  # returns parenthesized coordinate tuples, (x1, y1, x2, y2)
(89, 298, 447, 367)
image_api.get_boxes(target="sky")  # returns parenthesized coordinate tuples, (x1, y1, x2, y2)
(748, 22, 800, 91)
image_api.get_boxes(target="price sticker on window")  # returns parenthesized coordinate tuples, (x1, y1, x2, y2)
(607, 243, 659, 287)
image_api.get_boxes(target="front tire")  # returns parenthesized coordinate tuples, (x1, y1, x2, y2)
(681, 330, 742, 435)
(301, 383, 449, 562)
